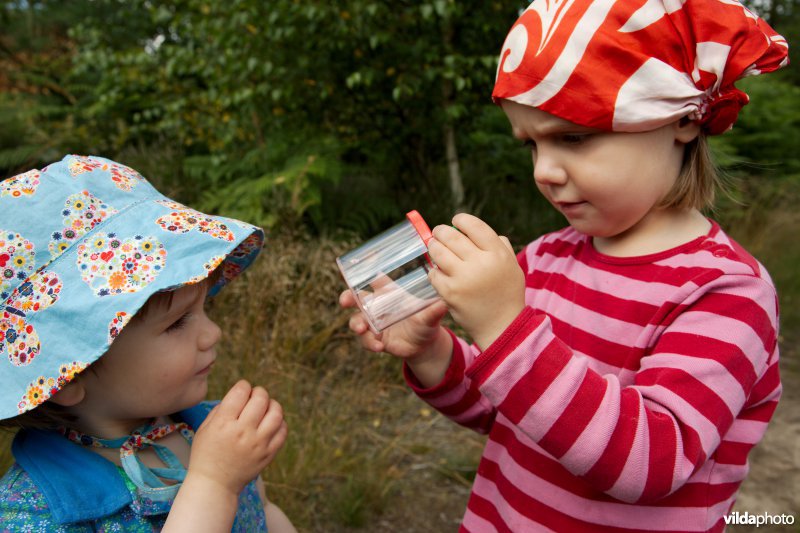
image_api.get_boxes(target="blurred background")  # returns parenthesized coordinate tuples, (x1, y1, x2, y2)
(1, 1, 798, 531)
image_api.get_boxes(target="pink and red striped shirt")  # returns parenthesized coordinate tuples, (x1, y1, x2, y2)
(406, 221, 780, 532)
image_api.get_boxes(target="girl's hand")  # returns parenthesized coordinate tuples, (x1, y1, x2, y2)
(186, 380, 288, 497)
(428, 213, 526, 350)
(164, 381, 287, 532)
(339, 288, 450, 362)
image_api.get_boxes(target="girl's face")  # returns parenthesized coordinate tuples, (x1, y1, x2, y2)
(501, 100, 696, 253)
(71, 281, 222, 436)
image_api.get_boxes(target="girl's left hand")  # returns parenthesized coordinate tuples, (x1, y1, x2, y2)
(427, 213, 526, 350)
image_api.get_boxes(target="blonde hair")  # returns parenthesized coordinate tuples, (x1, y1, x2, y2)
(659, 134, 722, 211)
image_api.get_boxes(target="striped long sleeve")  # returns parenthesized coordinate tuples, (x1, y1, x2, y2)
(406, 222, 780, 532)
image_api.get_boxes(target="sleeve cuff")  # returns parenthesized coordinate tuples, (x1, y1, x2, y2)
(466, 306, 545, 386)
(403, 328, 466, 398)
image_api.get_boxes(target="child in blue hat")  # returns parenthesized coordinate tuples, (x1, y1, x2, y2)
(0, 155, 296, 532)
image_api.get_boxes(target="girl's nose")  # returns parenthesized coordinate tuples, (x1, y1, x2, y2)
(198, 312, 222, 350)
(532, 151, 568, 186)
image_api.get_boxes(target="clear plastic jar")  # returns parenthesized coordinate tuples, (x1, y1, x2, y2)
(336, 210, 439, 332)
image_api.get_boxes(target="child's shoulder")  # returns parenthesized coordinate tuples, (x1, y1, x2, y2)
(703, 222, 770, 279)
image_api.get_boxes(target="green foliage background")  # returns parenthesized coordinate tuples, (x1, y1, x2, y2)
(2, 1, 798, 241)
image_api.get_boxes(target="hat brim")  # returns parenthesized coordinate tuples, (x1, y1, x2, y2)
(1, 193, 263, 419)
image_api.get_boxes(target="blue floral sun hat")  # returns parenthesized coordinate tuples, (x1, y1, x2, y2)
(0, 155, 263, 420)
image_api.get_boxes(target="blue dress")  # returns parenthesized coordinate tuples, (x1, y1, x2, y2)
(0, 402, 267, 532)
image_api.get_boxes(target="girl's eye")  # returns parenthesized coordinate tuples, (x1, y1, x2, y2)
(560, 134, 588, 145)
(165, 313, 190, 333)
(521, 139, 537, 150)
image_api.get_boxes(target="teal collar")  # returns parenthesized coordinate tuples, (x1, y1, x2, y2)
(59, 420, 194, 502)
(11, 402, 213, 525)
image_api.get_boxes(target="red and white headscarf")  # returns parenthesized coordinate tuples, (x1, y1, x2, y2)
(492, 0, 789, 135)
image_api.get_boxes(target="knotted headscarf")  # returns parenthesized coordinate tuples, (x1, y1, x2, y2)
(492, 0, 789, 135)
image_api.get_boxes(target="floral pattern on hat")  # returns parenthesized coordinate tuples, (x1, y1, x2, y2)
(0, 232, 36, 302)
(222, 261, 243, 282)
(212, 232, 263, 291)
(16, 361, 88, 413)
(108, 311, 131, 344)
(77, 233, 166, 296)
(229, 232, 263, 259)
(184, 255, 226, 286)
(1, 154, 264, 420)
(49, 191, 118, 259)
(1, 170, 41, 198)
(0, 270, 63, 366)
(156, 200, 235, 242)
(68, 155, 145, 192)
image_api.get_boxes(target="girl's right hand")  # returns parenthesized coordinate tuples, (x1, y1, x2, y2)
(339, 289, 450, 362)
(187, 380, 287, 496)
(164, 380, 287, 532)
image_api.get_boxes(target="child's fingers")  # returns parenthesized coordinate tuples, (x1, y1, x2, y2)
(427, 238, 462, 275)
(347, 313, 386, 350)
(348, 312, 369, 334)
(431, 224, 476, 260)
(201, 403, 220, 425)
(452, 213, 501, 251)
(238, 385, 270, 426)
(499, 235, 514, 254)
(415, 299, 448, 327)
(216, 379, 252, 419)
(339, 289, 357, 308)
(362, 336, 386, 353)
(257, 398, 285, 436)
(427, 266, 451, 297)
(265, 421, 288, 457)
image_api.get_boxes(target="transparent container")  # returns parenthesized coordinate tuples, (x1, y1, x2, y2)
(337, 210, 439, 333)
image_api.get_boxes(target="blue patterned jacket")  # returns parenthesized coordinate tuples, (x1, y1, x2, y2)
(0, 402, 267, 532)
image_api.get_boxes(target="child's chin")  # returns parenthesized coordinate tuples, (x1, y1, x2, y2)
(175, 381, 210, 410)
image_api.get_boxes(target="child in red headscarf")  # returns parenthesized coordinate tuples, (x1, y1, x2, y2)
(341, 1, 789, 531)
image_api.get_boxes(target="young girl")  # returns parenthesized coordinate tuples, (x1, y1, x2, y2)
(0, 155, 295, 532)
(342, 1, 788, 531)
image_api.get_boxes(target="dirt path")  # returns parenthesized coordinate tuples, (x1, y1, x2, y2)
(730, 358, 800, 532)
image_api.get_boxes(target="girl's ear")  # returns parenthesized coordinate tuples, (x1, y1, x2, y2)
(48, 379, 86, 407)
(675, 116, 702, 144)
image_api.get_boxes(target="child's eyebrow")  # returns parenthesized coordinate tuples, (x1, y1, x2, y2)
(522, 120, 595, 138)
(166, 283, 207, 314)
(140, 282, 206, 324)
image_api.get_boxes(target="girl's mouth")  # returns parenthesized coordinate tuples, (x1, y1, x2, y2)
(195, 362, 214, 375)
(557, 201, 587, 215)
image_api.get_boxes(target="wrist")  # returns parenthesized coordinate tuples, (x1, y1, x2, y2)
(472, 303, 526, 350)
(182, 469, 243, 502)
(165, 471, 239, 532)
(405, 327, 453, 388)
(412, 326, 452, 364)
